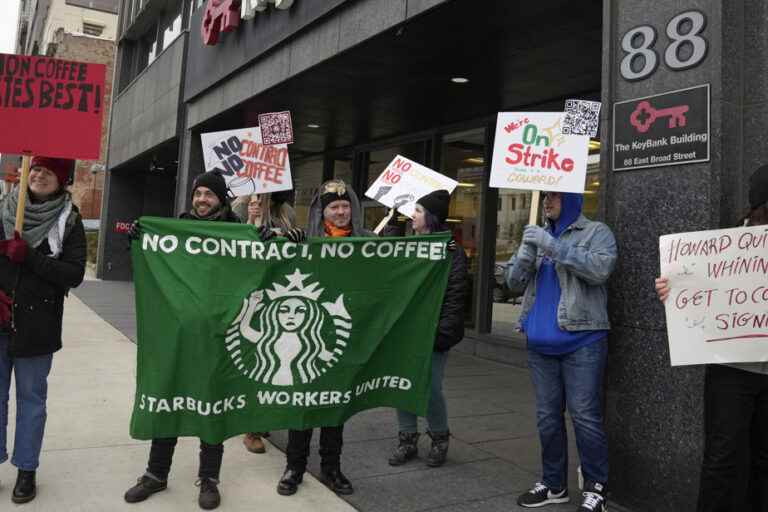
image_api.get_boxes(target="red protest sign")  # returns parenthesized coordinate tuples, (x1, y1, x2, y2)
(0, 53, 106, 160)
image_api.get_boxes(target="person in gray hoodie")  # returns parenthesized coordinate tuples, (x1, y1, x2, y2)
(277, 179, 373, 498)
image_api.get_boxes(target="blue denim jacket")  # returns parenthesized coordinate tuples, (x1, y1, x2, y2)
(506, 215, 618, 331)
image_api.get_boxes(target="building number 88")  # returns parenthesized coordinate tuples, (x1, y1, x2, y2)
(620, 10, 707, 81)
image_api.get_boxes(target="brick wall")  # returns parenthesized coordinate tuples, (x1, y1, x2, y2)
(53, 33, 116, 219)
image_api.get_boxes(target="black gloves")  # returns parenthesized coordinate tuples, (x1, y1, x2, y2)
(127, 220, 141, 241)
(284, 228, 307, 243)
(258, 225, 276, 242)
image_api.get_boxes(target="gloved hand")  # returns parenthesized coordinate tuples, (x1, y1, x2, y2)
(0, 290, 12, 327)
(522, 225, 556, 255)
(0, 232, 29, 264)
(515, 241, 537, 264)
(127, 219, 142, 241)
(284, 228, 307, 243)
(258, 225, 276, 242)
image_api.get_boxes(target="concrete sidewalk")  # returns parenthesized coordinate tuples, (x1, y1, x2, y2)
(0, 295, 355, 512)
(71, 280, 633, 512)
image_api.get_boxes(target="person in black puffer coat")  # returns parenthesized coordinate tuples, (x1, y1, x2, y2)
(0, 156, 86, 504)
(388, 189, 468, 469)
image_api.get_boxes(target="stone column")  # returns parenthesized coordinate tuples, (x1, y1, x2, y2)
(599, 1, 759, 509)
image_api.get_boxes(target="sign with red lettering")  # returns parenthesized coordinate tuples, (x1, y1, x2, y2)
(201, 126, 292, 197)
(0, 53, 106, 159)
(490, 112, 589, 193)
(2, 163, 19, 183)
(660, 225, 768, 366)
(115, 221, 133, 234)
(201, 0, 241, 46)
(365, 155, 458, 218)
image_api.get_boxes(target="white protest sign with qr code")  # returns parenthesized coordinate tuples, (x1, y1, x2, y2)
(201, 126, 293, 197)
(490, 112, 590, 193)
(365, 155, 458, 218)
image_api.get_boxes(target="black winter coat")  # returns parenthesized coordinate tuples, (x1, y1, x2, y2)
(434, 242, 468, 352)
(0, 208, 87, 358)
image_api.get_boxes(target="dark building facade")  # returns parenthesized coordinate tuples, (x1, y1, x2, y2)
(99, 1, 764, 510)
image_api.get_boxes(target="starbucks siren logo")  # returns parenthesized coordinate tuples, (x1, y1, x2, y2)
(226, 270, 351, 386)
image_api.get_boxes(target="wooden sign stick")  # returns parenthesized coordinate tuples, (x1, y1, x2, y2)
(528, 190, 541, 226)
(374, 208, 396, 235)
(14, 155, 32, 232)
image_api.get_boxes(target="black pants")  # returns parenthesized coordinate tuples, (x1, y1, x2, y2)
(698, 365, 768, 512)
(147, 438, 224, 481)
(286, 426, 343, 473)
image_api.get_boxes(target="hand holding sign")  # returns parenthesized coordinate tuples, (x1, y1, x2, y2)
(365, 156, 458, 218)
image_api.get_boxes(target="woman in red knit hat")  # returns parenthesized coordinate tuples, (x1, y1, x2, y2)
(0, 156, 86, 504)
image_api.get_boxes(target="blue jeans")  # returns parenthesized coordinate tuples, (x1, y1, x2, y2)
(397, 351, 449, 433)
(0, 334, 54, 471)
(528, 338, 608, 490)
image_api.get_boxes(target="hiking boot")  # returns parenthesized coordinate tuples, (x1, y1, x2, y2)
(12, 470, 36, 504)
(124, 475, 168, 503)
(197, 478, 221, 510)
(388, 432, 420, 466)
(578, 482, 607, 512)
(517, 482, 569, 507)
(320, 467, 353, 495)
(425, 430, 450, 467)
(277, 468, 303, 496)
(243, 432, 266, 453)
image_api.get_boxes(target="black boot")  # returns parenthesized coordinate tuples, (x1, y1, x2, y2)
(12, 470, 36, 504)
(426, 430, 450, 467)
(388, 432, 420, 466)
(197, 478, 221, 510)
(320, 467, 354, 495)
(277, 468, 304, 496)
(124, 474, 168, 503)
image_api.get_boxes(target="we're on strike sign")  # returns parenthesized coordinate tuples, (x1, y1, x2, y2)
(0, 53, 106, 159)
(660, 225, 768, 366)
(490, 112, 590, 193)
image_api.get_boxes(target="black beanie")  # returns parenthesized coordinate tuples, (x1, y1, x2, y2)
(191, 171, 229, 205)
(417, 189, 450, 223)
(749, 164, 768, 209)
(320, 180, 352, 210)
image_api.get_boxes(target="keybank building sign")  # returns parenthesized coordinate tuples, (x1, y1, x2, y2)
(202, 0, 295, 46)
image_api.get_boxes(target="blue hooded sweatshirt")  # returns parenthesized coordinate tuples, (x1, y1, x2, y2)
(522, 193, 607, 355)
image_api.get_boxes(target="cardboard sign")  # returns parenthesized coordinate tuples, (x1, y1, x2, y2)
(364, 155, 458, 218)
(490, 112, 590, 193)
(0, 53, 106, 160)
(201, 126, 292, 197)
(660, 225, 768, 366)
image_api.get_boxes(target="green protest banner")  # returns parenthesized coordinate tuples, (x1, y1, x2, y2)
(129, 217, 451, 443)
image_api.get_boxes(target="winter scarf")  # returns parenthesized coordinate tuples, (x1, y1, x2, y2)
(324, 220, 352, 238)
(1, 188, 71, 255)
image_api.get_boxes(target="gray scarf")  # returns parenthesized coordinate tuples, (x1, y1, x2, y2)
(1, 188, 68, 248)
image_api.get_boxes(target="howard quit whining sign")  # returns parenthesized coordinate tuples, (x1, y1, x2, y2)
(0, 53, 107, 160)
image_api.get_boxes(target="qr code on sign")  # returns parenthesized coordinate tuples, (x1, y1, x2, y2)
(259, 111, 294, 145)
(562, 99, 601, 137)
